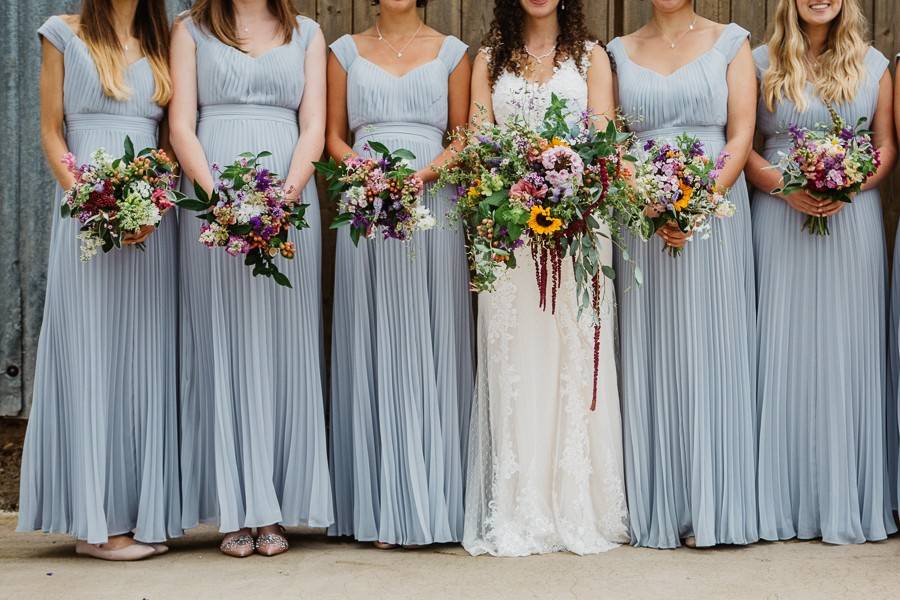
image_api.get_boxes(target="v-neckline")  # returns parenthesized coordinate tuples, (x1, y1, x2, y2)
(615, 26, 730, 78)
(57, 18, 149, 69)
(350, 35, 450, 80)
(227, 40, 292, 61)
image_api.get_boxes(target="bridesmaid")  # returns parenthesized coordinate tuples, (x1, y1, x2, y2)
(608, 0, 758, 548)
(169, 0, 332, 557)
(749, 0, 896, 544)
(326, 0, 474, 548)
(18, 0, 180, 560)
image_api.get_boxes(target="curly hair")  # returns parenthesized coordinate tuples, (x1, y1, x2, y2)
(483, 0, 596, 87)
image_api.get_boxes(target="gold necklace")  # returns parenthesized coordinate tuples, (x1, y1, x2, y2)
(376, 20, 424, 59)
(655, 14, 698, 50)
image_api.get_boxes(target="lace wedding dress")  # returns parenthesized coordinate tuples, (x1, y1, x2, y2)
(463, 45, 630, 556)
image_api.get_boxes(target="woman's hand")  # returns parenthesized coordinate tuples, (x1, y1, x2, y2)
(656, 222, 691, 249)
(781, 191, 827, 217)
(122, 225, 156, 245)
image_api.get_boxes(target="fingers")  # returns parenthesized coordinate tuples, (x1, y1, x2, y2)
(656, 225, 690, 248)
(819, 201, 846, 217)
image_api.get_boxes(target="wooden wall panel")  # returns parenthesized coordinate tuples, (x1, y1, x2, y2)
(4, 0, 900, 415)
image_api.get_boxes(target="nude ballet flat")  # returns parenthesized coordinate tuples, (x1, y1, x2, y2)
(151, 544, 170, 555)
(75, 540, 156, 561)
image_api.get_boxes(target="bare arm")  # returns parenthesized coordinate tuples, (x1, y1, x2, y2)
(283, 29, 327, 200)
(468, 50, 495, 127)
(895, 58, 900, 150)
(861, 70, 896, 191)
(40, 37, 74, 189)
(168, 18, 214, 194)
(719, 40, 756, 189)
(324, 52, 355, 162)
(417, 53, 472, 184)
(586, 45, 615, 127)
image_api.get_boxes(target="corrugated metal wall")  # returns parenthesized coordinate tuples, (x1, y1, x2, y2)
(2, 0, 898, 415)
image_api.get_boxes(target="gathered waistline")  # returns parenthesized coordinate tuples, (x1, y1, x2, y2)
(66, 113, 158, 134)
(633, 125, 725, 143)
(199, 104, 297, 124)
(354, 122, 445, 145)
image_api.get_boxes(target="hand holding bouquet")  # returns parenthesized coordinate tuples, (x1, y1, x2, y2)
(773, 106, 880, 236)
(438, 94, 639, 410)
(177, 152, 307, 288)
(61, 136, 181, 261)
(628, 134, 734, 256)
(314, 142, 435, 245)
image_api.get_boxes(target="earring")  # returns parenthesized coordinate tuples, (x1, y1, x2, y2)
(561, 1, 566, 9)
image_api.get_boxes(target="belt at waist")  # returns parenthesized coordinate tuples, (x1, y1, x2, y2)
(65, 113, 158, 135)
(199, 104, 297, 124)
(633, 125, 725, 143)
(354, 122, 444, 146)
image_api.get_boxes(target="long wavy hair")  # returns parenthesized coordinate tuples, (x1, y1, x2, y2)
(483, 0, 594, 88)
(190, 0, 298, 50)
(79, 0, 171, 104)
(762, 0, 868, 111)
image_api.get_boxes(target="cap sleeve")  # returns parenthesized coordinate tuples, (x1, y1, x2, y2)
(178, 13, 203, 44)
(751, 44, 770, 79)
(715, 23, 750, 64)
(605, 38, 625, 67)
(295, 16, 320, 51)
(864, 47, 889, 83)
(438, 36, 468, 72)
(330, 34, 358, 71)
(38, 16, 75, 53)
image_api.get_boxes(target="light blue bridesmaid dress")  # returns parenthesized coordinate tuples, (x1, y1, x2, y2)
(17, 16, 181, 544)
(178, 15, 333, 534)
(327, 34, 475, 545)
(754, 45, 895, 544)
(608, 24, 759, 548)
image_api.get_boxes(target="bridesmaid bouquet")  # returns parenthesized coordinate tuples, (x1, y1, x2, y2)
(60, 136, 181, 261)
(313, 142, 435, 245)
(177, 152, 308, 288)
(773, 106, 880, 236)
(627, 134, 734, 257)
(438, 94, 639, 410)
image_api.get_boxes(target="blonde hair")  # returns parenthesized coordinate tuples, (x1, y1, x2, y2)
(80, 0, 173, 105)
(762, 0, 868, 112)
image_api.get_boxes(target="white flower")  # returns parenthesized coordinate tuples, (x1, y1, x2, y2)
(714, 201, 736, 218)
(90, 148, 113, 166)
(78, 231, 103, 262)
(235, 202, 264, 224)
(413, 205, 436, 231)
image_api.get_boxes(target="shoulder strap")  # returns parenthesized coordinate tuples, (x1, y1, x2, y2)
(295, 16, 321, 50)
(38, 16, 75, 53)
(863, 47, 889, 83)
(330, 35, 358, 71)
(715, 23, 750, 64)
(438, 36, 469, 72)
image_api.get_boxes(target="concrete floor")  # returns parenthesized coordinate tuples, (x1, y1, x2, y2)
(1, 513, 900, 599)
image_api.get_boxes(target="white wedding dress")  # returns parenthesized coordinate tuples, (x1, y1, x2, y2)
(463, 45, 630, 557)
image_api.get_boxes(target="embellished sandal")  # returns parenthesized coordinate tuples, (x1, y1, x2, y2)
(219, 533, 256, 558)
(255, 526, 289, 557)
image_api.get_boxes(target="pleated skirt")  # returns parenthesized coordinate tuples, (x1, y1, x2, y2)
(328, 124, 475, 545)
(614, 129, 758, 549)
(755, 181, 896, 544)
(179, 105, 333, 533)
(17, 116, 182, 544)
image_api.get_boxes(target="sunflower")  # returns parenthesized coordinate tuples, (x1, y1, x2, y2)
(674, 180, 693, 211)
(528, 205, 563, 235)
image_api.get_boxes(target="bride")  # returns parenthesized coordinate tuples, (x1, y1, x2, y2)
(463, 0, 629, 556)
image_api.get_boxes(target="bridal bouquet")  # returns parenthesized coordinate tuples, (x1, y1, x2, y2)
(627, 134, 734, 256)
(438, 94, 639, 410)
(773, 106, 880, 236)
(314, 142, 435, 245)
(60, 136, 181, 261)
(177, 151, 307, 288)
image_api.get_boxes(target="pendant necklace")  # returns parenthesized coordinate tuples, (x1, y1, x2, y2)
(656, 14, 698, 49)
(376, 20, 424, 59)
(525, 44, 556, 64)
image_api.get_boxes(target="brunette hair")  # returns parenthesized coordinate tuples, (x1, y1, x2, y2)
(483, 0, 594, 87)
(190, 0, 299, 50)
(370, 0, 429, 5)
(79, 0, 172, 104)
